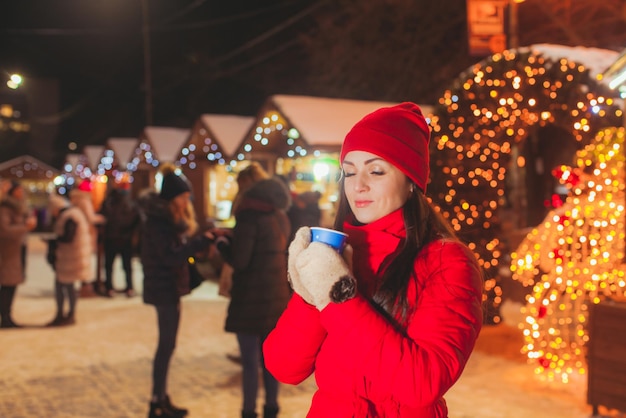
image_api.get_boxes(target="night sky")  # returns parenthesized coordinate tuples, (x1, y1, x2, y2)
(0, 0, 319, 151)
(4, 0, 625, 162)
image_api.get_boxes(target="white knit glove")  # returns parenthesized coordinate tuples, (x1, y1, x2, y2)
(292, 237, 356, 311)
(287, 227, 314, 304)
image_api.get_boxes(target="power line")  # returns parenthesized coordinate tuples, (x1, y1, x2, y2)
(210, 0, 327, 67)
(4, 1, 311, 36)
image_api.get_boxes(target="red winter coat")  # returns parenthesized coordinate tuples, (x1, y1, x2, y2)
(263, 209, 483, 417)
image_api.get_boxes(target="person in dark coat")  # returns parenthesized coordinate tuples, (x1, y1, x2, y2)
(222, 176, 292, 418)
(139, 164, 214, 418)
(99, 184, 141, 297)
(287, 190, 322, 243)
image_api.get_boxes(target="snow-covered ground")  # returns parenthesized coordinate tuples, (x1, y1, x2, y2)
(1, 235, 624, 417)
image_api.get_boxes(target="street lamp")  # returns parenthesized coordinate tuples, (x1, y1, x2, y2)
(6, 73, 23, 90)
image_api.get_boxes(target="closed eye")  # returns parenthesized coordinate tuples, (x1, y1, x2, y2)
(343, 170, 384, 177)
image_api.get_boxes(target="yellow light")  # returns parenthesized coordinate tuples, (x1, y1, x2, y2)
(6, 73, 23, 89)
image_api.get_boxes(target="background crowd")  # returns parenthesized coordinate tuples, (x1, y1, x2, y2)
(0, 165, 322, 418)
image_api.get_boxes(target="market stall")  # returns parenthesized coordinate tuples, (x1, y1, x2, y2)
(233, 95, 433, 226)
(0, 154, 60, 230)
(180, 114, 254, 226)
(130, 126, 190, 196)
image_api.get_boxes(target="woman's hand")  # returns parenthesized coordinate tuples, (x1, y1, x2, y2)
(288, 227, 314, 304)
(293, 240, 356, 311)
(25, 215, 37, 231)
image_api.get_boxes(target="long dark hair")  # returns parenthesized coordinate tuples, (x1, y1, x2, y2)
(334, 180, 458, 325)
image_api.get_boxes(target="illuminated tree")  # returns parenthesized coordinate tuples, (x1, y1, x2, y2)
(511, 127, 626, 383)
(427, 48, 623, 324)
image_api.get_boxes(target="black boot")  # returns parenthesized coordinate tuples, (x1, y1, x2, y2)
(63, 312, 76, 326)
(164, 395, 188, 417)
(148, 400, 184, 418)
(241, 411, 257, 418)
(46, 314, 65, 327)
(0, 286, 19, 328)
(263, 405, 279, 418)
(0, 316, 21, 329)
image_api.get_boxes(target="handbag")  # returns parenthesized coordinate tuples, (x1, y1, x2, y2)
(188, 257, 204, 290)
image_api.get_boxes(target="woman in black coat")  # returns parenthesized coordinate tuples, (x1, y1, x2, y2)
(139, 165, 213, 418)
(223, 176, 292, 418)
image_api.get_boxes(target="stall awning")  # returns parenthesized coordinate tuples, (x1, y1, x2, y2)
(107, 137, 140, 168)
(271, 95, 403, 148)
(141, 126, 191, 163)
(199, 114, 255, 158)
(0, 155, 60, 180)
(235, 95, 434, 159)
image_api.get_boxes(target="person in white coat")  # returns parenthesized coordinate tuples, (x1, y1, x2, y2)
(69, 179, 105, 295)
(46, 194, 92, 326)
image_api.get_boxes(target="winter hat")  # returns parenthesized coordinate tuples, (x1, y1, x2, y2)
(340, 102, 431, 192)
(159, 163, 191, 201)
(78, 179, 93, 192)
(48, 194, 70, 212)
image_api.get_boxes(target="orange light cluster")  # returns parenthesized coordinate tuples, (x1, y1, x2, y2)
(429, 48, 623, 324)
(510, 127, 626, 383)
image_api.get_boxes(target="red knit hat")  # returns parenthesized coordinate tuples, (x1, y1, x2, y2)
(340, 102, 431, 192)
(78, 179, 93, 192)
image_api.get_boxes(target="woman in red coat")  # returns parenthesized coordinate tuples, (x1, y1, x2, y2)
(263, 102, 484, 417)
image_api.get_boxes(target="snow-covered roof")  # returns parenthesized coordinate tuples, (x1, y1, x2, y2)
(83, 145, 105, 171)
(142, 127, 190, 163)
(0, 155, 60, 179)
(266, 48, 616, 151)
(107, 137, 139, 165)
(528, 43, 619, 82)
(199, 114, 255, 157)
(270, 95, 433, 148)
(64, 153, 85, 168)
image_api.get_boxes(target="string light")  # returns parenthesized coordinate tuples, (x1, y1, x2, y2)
(129, 141, 158, 170)
(510, 127, 626, 383)
(237, 110, 308, 162)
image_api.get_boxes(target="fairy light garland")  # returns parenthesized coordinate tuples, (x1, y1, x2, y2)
(510, 127, 626, 383)
(62, 157, 90, 180)
(128, 141, 159, 171)
(235, 110, 308, 163)
(428, 49, 623, 324)
(177, 127, 228, 169)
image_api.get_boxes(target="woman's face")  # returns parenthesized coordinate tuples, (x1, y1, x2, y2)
(342, 150, 412, 224)
(171, 192, 190, 212)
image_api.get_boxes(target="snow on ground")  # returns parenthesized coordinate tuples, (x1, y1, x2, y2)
(2, 235, 625, 417)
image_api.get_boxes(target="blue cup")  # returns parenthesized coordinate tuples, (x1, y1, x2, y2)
(310, 227, 348, 254)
